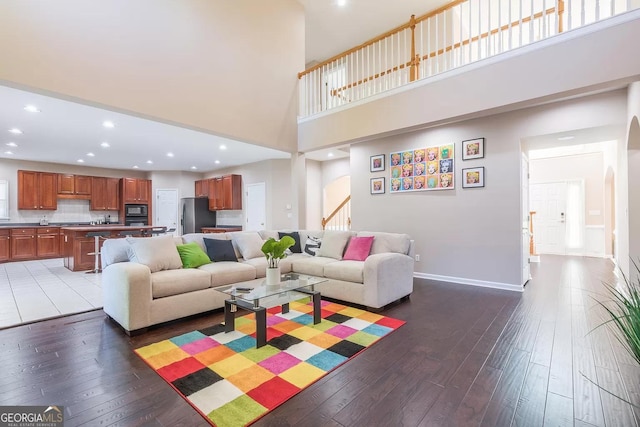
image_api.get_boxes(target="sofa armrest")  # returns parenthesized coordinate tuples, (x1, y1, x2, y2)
(363, 253, 415, 308)
(102, 262, 152, 333)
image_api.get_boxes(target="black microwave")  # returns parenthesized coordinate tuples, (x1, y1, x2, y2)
(125, 204, 148, 217)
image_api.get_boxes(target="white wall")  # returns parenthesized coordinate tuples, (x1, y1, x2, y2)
(626, 82, 640, 280)
(306, 160, 322, 230)
(350, 90, 627, 288)
(0, 0, 304, 153)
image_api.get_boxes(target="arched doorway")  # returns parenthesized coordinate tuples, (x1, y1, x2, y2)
(323, 175, 351, 230)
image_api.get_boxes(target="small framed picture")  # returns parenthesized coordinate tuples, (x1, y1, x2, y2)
(370, 154, 385, 172)
(370, 177, 385, 194)
(462, 167, 484, 188)
(462, 138, 485, 160)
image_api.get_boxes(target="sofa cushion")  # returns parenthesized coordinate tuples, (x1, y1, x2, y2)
(356, 231, 411, 255)
(304, 236, 322, 256)
(278, 231, 302, 253)
(343, 236, 374, 261)
(290, 256, 337, 277)
(198, 262, 257, 287)
(126, 236, 183, 273)
(230, 231, 265, 260)
(151, 268, 212, 298)
(101, 237, 136, 268)
(176, 242, 211, 268)
(317, 230, 352, 260)
(204, 238, 238, 262)
(323, 260, 365, 283)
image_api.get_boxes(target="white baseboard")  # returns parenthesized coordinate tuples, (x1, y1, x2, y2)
(414, 272, 524, 293)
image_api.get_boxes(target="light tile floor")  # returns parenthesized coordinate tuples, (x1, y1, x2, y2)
(0, 258, 102, 329)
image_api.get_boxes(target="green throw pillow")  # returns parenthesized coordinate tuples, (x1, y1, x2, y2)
(176, 242, 211, 268)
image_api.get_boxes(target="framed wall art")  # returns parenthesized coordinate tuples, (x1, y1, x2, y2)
(370, 177, 385, 194)
(370, 154, 385, 172)
(462, 138, 484, 160)
(389, 144, 454, 192)
(462, 167, 485, 188)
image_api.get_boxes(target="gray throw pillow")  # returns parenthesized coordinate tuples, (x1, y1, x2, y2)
(126, 236, 182, 273)
(317, 230, 352, 260)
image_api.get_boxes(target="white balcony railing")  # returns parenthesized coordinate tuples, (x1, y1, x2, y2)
(298, 0, 632, 118)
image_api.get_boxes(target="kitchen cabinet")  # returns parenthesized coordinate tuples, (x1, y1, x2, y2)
(10, 228, 37, 260)
(201, 227, 242, 233)
(17, 171, 57, 210)
(57, 174, 92, 199)
(122, 178, 151, 203)
(91, 177, 120, 210)
(195, 179, 209, 198)
(208, 174, 242, 210)
(0, 230, 9, 262)
(36, 227, 60, 257)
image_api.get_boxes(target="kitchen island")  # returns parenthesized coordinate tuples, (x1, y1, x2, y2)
(61, 225, 159, 271)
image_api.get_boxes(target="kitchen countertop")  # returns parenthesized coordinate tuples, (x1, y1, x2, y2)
(0, 222, 124, 229)
(60, 225, 156, 232)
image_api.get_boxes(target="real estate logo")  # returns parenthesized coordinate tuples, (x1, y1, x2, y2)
(0, 406, 64, 427)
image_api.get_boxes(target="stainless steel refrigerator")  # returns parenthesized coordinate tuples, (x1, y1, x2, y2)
(181, 197, 217, 234)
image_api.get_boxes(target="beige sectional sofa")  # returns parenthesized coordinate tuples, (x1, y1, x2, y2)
(101, 230, 414, 335)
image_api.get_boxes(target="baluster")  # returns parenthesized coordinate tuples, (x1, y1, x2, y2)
(508, 0, 513, 49)
(595, 0, 600, 20)
(459, 4, 464, 66)
(530, 0, 535, 41)
(498, 0, 502, 53)
(427, 18, 432, 77)
(469, 0, 473, 62)
(435, 13, 440, 73)
(542, 0, 547, 38)
(420, 20, 424, 78)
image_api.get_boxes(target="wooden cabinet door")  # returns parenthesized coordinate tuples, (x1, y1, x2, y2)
(222, 175, 242, 210)
(90, 177, 106, 210)
(11, 230, 36, 260)
(37, 233, 59, 257)
(0, 231, 10, 261)
(57, 174, 75, 194)
(18, 170, 38, 209)
(137, 179, 151, 203)
(105, 178, 120, 210)
(39, 173, 58, 210)
(75, 175, 92, 195)
(123, 178, 139, 203)
(208, 178, 223, 210)
(195, 179, 209, 198)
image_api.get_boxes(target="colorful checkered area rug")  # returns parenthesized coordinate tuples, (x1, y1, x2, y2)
(135, 299, 405, 426)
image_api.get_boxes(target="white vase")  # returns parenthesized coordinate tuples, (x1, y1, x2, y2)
(266, 266, 281, 286)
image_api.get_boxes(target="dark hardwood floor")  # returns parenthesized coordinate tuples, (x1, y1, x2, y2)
(1, 255, 638, 426)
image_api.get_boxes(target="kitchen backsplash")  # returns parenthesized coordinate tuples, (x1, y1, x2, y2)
(215, 210, 243, 226)
(7, 199, 119, 224)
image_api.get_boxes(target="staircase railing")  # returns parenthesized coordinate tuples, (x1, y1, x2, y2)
(322, 196, 351, 231)
(298, 0, 631, 117)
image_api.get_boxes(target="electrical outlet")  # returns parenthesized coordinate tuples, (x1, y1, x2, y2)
(415, 254, 420, 262)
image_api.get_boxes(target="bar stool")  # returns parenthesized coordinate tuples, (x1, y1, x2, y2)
(144, 226, 167, 237)
(86, 231, 111, 274)
(119, 230, 143, 238)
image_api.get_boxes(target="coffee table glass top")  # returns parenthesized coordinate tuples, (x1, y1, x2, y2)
(216, 273, 327, 302)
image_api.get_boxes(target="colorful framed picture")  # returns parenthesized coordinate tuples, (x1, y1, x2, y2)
(462, 167, 485, 188)
(390, 143, 455, 192)
(462, 138, 485, 160)
(370, 177, 385, 194)
(370, 154, 385, 172)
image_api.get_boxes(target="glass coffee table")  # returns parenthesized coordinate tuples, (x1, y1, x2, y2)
(216, 273, 327, 348)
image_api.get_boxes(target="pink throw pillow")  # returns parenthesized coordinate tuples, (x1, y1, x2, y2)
(343, 236, 374, 261)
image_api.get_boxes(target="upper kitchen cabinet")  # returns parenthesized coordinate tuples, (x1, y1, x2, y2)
(208, 174, 242, 210)
(121, 178, 151, 204)
(57, 174, 92, 199)
(91, 177, 120, 211)
(195, 179, 209, 198)
(18, 170, 57, 210)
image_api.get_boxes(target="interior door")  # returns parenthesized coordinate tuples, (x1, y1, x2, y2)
(246, 183, 266, 231)
(155, 189, 178, 235)
(521, 154, 531, 285)
(530, 182, 567, 255)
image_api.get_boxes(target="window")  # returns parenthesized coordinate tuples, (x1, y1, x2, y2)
(0, 180, 8, 220)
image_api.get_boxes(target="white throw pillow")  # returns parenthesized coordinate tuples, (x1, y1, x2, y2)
(317, 230, 352, 260)
(231, 232, 265, 260)
(126, 236, 183, 273)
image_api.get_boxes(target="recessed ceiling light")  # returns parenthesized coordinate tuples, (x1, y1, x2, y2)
(133, 165, 139, 169)
(146, 160, 153, 164)
(190, 166, 197, 170)
(77, 159, 85, 163)
(8, 128, 22, 134)
(214, 160, 220, 164)
(102, 121, 115, 128)
(328, 152, 334, 157)
(558, 136, 575, 141)
(4, 151, 13, 155)
(337, 0, 347, 6)
(219, 145, 227, 150)
(87, 152, 95, 157)
(24, 105, 40, 113)
(6, 142, 17, 147)
(100, 141, 110, 148)
(167, 152, 174, 157)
